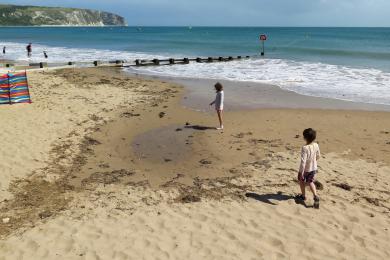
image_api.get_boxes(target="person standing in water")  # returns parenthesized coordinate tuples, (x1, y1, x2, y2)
(2, 46, 5, 55)
(26, 43, 32, 58)
(43, 51, 48, 59)
(209, 82, 224, 130)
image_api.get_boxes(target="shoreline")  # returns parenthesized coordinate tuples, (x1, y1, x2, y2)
(127, 71, 390, 112)
(0, 25, 128, 28)
(0, 67, 389, 259)
(2, 52, 390, 111)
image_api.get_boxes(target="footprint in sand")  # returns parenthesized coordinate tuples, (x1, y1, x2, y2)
(347, 216, 359, 223)
(353, 235, 366, 248)
(368, 228, 377, 235)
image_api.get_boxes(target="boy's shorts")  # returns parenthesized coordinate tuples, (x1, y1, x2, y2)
(303, 171, 317, 183)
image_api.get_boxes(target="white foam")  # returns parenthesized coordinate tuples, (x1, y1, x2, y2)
(2, 40, 389, 106)
(131, 58, 390, 106)
(0, 41, 168, 63)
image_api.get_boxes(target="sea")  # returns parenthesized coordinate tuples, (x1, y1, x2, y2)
(1, 26, 390, 105)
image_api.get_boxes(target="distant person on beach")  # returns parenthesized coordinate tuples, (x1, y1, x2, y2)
(209, 82, 224, 130)
(2, 46, 5, 55)
(43, 51, 48, 59)
(296, 128, 321, 209)
(26, 43, 32, 58)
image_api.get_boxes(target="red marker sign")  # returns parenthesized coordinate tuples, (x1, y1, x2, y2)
(259, 34, 267, 56)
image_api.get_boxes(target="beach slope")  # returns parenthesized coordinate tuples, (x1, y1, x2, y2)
(0, 68, 389, 259)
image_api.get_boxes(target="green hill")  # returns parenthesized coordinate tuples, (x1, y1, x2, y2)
(0, 4, 127, 26)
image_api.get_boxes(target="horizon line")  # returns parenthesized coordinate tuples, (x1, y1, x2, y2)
(1, 25, 390, 28)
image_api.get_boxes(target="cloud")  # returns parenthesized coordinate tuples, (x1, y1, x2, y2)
(1, 0, 390, 26)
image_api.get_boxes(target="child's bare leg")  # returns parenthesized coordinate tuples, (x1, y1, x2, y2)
(309, 182, 318, 197)
(310, 181, 320, 209)
(217, 110, 223, 128)
(299, 180, 306, 197)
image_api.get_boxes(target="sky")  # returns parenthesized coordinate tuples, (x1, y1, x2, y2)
(1, 0, 390, 27)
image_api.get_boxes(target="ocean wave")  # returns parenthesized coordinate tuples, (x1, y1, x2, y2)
(1, 40, 389, 106)
(0, 41, 169, 63)
(276, 46, 390, 60)
(130, 58, 390, 106)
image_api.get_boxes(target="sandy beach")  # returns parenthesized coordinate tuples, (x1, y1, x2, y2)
(0, 67, 390, 260)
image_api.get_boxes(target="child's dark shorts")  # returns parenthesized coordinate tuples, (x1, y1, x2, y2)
(303, 171, 317, 183)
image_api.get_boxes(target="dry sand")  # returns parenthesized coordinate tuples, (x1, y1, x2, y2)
(0, 67, 390, 259)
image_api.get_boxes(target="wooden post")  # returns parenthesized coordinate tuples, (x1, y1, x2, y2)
(93, 61, 101, 67)
(228, 56, 233, 61)
(24, 70, 32, 104)
(68, 61, 74, 66)
(208, 57, 213, 62)
(7, 73, 10, 105)
(183, 58, 189, 64)
(218, 57, 223, 61)
(237, 56, 242, 59)
(135, 59, 141, 66)
(153, 59, 160, 65)
(196, 57, 202, 63)
(39, 62, 48, 68)
(169, 58, 175, 65)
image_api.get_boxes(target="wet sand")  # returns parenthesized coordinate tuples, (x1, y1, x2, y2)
(127, 72, 390, 112)
(0, 67, 390, 259)
(75, 99, 390, 189)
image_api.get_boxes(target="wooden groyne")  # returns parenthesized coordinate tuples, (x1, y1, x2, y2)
(0, 55, 251, 70)
(133, 55, 250, 67)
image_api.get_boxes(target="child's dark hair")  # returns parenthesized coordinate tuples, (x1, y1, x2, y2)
(214, 82, 223, 92)
(303, 128, 317, 144)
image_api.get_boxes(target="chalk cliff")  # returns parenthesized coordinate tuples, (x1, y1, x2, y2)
(0, 4, 127, 26)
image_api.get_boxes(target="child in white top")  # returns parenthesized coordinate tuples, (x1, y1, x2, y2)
(209, 82, 224, 130)
(297, 128, 321, 209)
